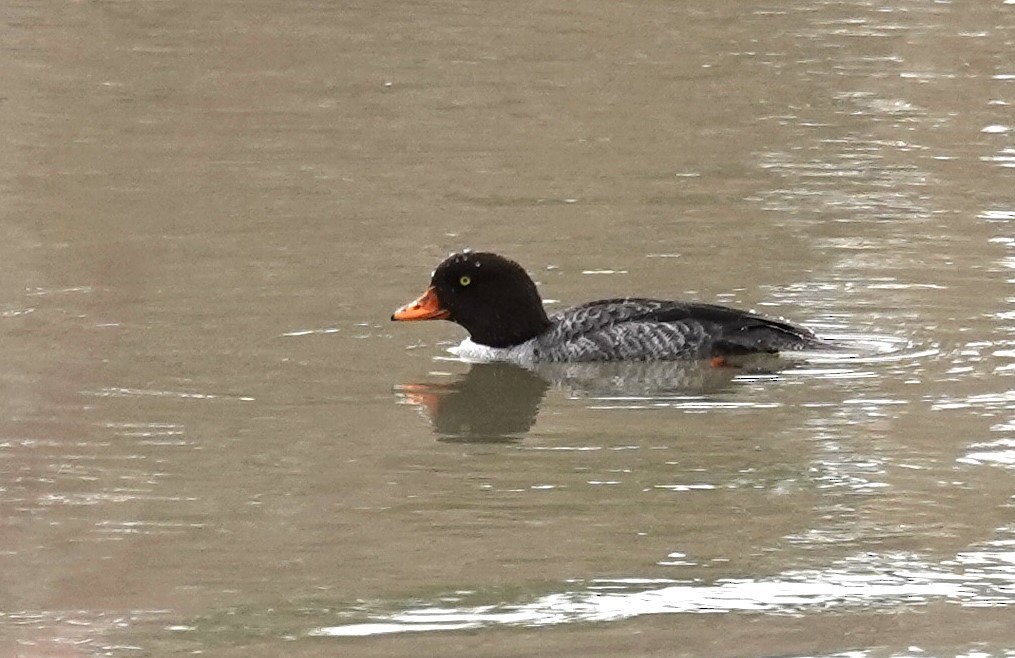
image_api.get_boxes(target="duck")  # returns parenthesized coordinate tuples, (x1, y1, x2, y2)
(391, 251, 831, 365)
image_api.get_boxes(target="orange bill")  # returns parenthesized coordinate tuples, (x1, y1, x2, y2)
(391, 287, 450, 321)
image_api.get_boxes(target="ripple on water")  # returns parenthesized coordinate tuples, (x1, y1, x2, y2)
(959, 439, 1015, 468)
(308, 543, 1015, 638)
(84, 387, 255, 402)
(982, 148, 1015, 169)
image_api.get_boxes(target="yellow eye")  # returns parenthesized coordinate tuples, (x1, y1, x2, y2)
(459, 275, 472, 287)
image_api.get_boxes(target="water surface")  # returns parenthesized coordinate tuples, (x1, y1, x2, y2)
(3, 0, 1015, 656)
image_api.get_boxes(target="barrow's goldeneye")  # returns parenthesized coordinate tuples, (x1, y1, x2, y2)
(391, 252, 831, 365)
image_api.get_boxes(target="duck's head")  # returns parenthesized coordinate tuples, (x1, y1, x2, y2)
(391, 252, 551, 348)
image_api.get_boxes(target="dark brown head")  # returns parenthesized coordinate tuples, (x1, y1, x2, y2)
(391, 252, 552, 348)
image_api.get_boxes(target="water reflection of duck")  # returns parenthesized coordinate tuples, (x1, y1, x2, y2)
(395, 360, 769, 442)
(396, 363, 548, 442)
(530, 359, 747, 397)
(392, 252, 835, 366)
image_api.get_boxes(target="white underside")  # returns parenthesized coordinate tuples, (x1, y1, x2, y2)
(446, 337, 536, 365)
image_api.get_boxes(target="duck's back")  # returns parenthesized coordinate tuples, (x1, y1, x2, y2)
(531, 298, 826, 362)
